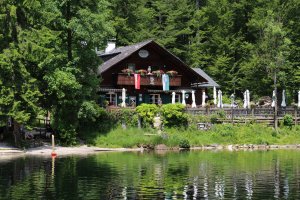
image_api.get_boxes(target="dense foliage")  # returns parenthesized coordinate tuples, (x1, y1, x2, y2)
(110, 0, 299, 100)
(161, 104, 188, 128)
(1, 0, 299, 146)
(136, 103, 160, 127)
(0, 0, 113, 145)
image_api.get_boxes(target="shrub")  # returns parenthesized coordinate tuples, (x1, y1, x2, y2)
(161, 104, 188, 128)
(77, 101, 109, 134)
(109, 108, 138, 127)
(283, 114, 293, 128)
(210, 114, 220, 124)
(216, 109, 226, 118)
(136, 104, 159, 127)
(179, 139, 190, 149)
(78, 101, 106, 123)
(57, 124, 77, 146)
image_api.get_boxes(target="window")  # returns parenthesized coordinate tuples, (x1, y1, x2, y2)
(129, 96, 136, 106)
(175, 94, 181, 103)
(128, 63, 135, 71)
(150, 94, 161, 104)
(105, 92, 117, 106)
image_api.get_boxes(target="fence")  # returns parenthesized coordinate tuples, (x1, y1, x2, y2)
(186, 106, 300, 125)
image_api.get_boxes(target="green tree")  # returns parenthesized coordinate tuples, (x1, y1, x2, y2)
(245, 7, 291, 128)
(0, 0, 58, 146)
(0, 0, 114, 145)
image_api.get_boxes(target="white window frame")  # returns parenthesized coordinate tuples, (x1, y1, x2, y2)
(150, 94, 161, 104)
(106, 92, 117, 106)
(175, 94, 181, 103)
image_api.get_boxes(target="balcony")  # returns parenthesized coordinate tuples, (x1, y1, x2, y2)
(117, 73, 182, 86)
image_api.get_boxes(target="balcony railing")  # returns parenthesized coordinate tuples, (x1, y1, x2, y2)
(117, 73, 182, 86)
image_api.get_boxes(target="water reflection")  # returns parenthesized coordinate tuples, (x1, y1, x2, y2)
(0, 150, 300, 199)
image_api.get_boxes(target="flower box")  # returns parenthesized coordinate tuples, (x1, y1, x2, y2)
(117, 73, 181, 86)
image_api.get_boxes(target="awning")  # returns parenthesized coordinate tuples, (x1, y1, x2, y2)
(148, 89, 195, 93)
(98, 88, 124, 92)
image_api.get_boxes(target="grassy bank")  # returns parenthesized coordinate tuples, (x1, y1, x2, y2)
(82, 124, 300, 148)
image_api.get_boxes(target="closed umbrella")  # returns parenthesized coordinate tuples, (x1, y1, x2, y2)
(271, 90, 276, 107)
(217, 90, 223, 108)
(213, 86, 217, 105)
(192, 91, 197, 108)
(172, 92, 176, 104)
(298, 91, 300, 108)
(246, 90, 250, 109)
(281, 90, 286, 107)
(201, 90, 206, 107)
(243, 90, 247, 108)
(121, 88, 126, 107)
(182, 90, 186, 106)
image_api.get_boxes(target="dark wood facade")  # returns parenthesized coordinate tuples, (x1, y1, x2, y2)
(98, 40, 218, 107)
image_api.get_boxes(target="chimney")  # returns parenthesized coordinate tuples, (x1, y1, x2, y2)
(105, 39, 116, 53)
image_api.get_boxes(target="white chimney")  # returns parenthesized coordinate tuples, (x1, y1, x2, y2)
(105, 40, 116, 53)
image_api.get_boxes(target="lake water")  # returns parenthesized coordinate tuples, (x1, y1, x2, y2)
(0, 150, 300, 200)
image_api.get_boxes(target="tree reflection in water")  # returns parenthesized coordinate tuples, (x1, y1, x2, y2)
(0, 150, 300, 199)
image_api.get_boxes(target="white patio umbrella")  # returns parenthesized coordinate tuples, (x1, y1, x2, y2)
(243, 90, 247, 109)
(217, 90, 223, 108)
(201, 90, 206, 107)
(281, 90, 286, 107)
(172, 92, 176, 104)
(192, 91, 197, 108)
(298, 91, 300, 108)
(121, 88, 126, 107)
(213, 86, 217, 105)
(271, 90, 276, 107)
(246, 90, 250, 109)
(182, 90, 186, 106)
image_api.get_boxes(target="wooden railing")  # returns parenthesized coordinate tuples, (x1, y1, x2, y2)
(117, 73, 182, 86)
(186, 106, 300, 125)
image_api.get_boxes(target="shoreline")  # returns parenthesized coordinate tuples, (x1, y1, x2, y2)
(1, 143, 300, 157)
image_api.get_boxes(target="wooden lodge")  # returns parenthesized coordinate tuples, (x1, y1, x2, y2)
(97, 39, 219, 107)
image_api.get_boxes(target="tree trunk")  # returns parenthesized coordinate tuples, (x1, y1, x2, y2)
(13, 119, 21, 147)
(66, 1, 72, 61)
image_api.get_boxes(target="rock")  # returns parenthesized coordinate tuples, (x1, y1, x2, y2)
(155, 144, 169, 150)
(227, 145, 233, 151)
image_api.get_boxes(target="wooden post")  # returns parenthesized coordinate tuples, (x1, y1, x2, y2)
(295, 107, 298, 126)
(52, 134, 55, 151)
(51, 135, 57, 157)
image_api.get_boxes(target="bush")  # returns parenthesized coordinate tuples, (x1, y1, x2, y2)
(161, 104, 188, 128)
(179, 139, 190, 149)
(210, 114, 220, 124)
(109, 108, 138, 127)
(78, 101, 107, 123)
(136, 104, 159, 127)
(77, 101, 109, 134)
(283, 114, 293, 128)
(57, 124, 77, 146)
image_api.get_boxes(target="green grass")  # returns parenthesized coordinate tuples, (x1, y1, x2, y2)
(84, 124, 300, 148)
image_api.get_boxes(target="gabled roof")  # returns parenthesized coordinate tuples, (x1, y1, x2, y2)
(97, 39, 219, 88)
(97, 39, 200, 76)
(192, 68, 220, 88)
(97, 39, 153, 75)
